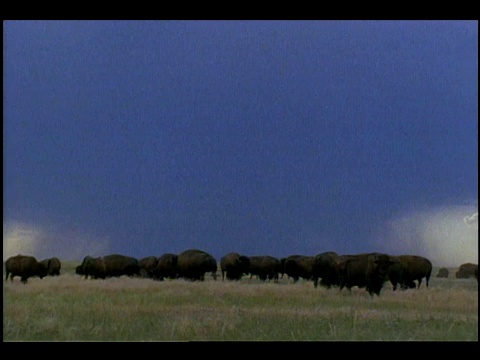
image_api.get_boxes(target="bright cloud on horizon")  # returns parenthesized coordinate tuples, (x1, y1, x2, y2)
(3, 222, 42, 259)
(3, 221, 111, 261)
(374, 204, 478, 267)
(464, 211, 478, 229)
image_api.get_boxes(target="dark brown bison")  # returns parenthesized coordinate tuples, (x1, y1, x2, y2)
(138, 256, 159, 278)
(282, 255, 314, 283)
(76, 256, 106, 279)
(311, 251, 341, 288)
(455, 263, 478, 279)
(75, 254, 140, 279)
(220, 252, 250, 280)
(387, 256, 416, 290)
(5, 255, 48, 284)
(153, 253, 178, 280)
(339, 253, 394, 297)
(388, 255, 432, 290)
(176, 249, 217, 281)
(436, 267, 449, 278)
(311, 252, 362, 289)
(40, 257, 62, 276)
(102, 254, 141, 277)
(247, 255, 281, 282)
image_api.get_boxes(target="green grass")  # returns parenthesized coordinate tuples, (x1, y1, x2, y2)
(3, 263, 478, 341)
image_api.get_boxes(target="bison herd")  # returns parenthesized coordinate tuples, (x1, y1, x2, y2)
(4, 250, 478, 297)
(281, 252, 435, 296)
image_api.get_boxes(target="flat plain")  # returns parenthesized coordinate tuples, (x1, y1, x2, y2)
(3, 262, 478, 341)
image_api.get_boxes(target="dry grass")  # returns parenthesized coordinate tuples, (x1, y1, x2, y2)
(3, 265, 478, 341)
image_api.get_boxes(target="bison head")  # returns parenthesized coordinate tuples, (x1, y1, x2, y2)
(371, 253, 394, 280)
(75, 265, 84, 275)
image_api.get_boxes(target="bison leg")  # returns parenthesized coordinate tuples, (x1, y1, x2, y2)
(321, 278, 335, 289)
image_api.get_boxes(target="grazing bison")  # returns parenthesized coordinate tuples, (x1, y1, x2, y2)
(436, 267, 449, 278)
(387, 256, 416, 290)
(177, 249, 217, 281)
(282, 255, 314, 283)
(153, 253, 178, 280)
(455, 263, 478, 279)
(5, 255, 48, 284)
(76, 256, 106, 279)
(388, 255, 432, 290)
(247, 255, 281, 282)
(76, 254, 140, 279)
(40, 257, 62, 276)
(220, 252, 250, 280)
(311, 251, 342, 289)
(102, 254, 141, 277)
(138, 256, 159, 278)
(339, 253, 394, 297)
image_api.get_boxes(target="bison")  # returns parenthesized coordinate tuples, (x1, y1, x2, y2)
(247, 255, 281, 282)
(220, 252, 250, 281)
(282, 255, 314, 283)
(40, 257, 62, 276)
(138, 256, 159, 278)
(153, 253, 178, 280)
(5, 255, 48, 284)
(75, 254, 140, 279)
(102, 254, 141, 277)
(455, 263, 478, 279)
(339, 253, 394, 297)
(177, 249, 217, 281)
(76, 256, 106, 279)
(311, 251, 341, 289)
(388, 255, 432, 290)
(436, 267, 449, 278)
(387, 256, 415, 290)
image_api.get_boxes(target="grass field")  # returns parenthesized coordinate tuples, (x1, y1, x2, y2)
(3, 261, 478, 341)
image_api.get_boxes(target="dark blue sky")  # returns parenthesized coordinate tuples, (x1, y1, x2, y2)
(3, 20, 478, 262)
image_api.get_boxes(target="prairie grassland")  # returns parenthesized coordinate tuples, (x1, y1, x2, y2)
(3, 263, 478, 342)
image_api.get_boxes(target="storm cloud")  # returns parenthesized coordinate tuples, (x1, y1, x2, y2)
(374, 204, 478, 267)
(3, 221, 111, 261)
